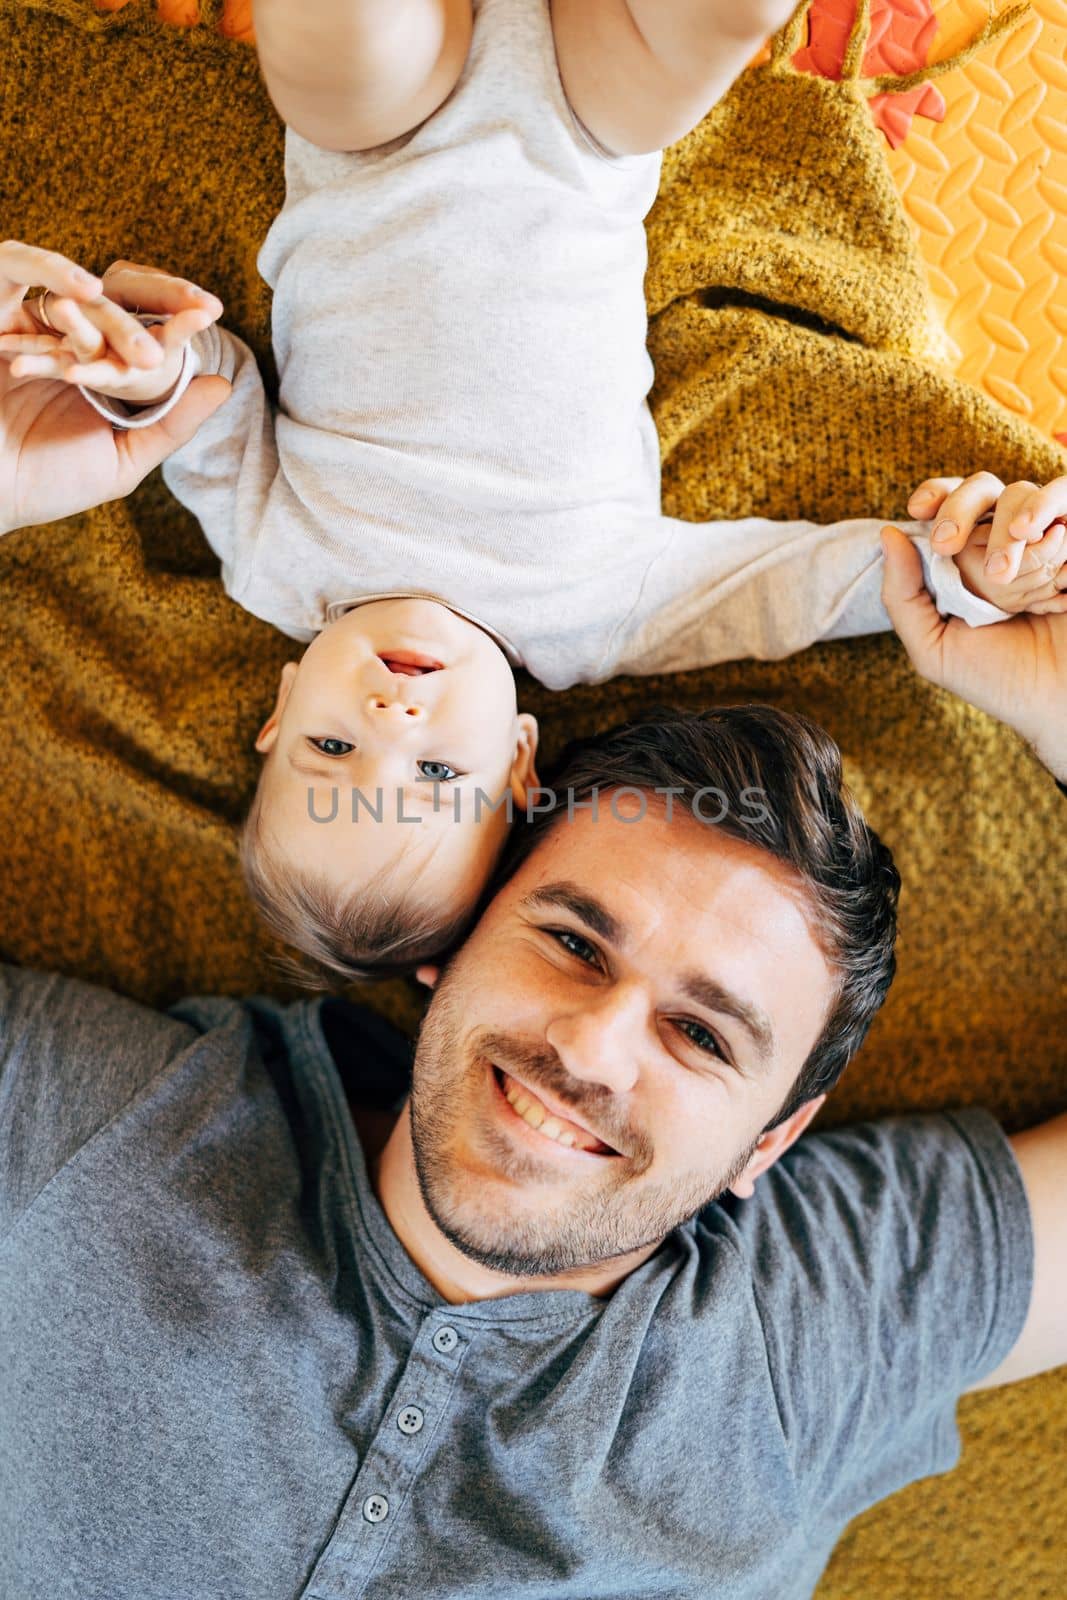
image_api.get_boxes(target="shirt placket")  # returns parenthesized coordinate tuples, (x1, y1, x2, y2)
(305, 1314, 474, 1600)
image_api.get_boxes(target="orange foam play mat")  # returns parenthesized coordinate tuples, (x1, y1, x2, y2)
(99, 0, 1067, 440)
(795, 0, 1067, 443)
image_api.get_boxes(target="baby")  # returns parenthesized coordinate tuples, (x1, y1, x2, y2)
(4, 0, 1065, 984)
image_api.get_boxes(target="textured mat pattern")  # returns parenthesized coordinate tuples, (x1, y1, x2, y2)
(0, 2, 1064, 1595)
(797, 0, 1067, 438)
(885, 0, 1067, 439)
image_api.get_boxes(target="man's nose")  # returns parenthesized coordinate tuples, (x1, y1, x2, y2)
(544, 985, 647, 1094)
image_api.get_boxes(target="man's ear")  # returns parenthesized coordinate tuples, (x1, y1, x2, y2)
(728, 1095, 826, 1200)
(254, 661, 299, 754)
(508, 712, 541, 805)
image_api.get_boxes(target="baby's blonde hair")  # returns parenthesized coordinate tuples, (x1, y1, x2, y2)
(240, 783, 475, 987)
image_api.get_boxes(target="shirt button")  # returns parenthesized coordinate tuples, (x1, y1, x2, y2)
(362, 1494, 390, 1524)
(432, 1325, 460, 1354)
(397, 1404, 425, 1436)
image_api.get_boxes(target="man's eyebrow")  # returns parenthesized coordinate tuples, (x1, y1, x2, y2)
(522, 881, 776, 1064)
(520, 882, 624, 946)
(679, 973, 776, 1064)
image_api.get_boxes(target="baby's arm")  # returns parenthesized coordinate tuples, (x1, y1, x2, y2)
(84, 318, 279, 595)
(253, 0, 472, 152)
(552, 0, 797, 156)
(0, 241, 230, 537)
(608, 502, 1007, 681)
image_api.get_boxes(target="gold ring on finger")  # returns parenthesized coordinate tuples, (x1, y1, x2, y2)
(34, 289, 55, 330)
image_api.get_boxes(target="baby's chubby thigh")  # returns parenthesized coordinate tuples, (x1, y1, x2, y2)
(253, 0, 475, 154)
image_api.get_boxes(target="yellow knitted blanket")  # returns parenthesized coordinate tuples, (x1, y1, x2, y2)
(0, 2, 1063, 1591)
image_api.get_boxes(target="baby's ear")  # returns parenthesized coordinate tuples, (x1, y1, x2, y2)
(254, 661, 299, 753)
(509, 712, 541, 802)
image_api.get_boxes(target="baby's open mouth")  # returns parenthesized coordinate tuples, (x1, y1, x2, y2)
(378, 651, 444, 676)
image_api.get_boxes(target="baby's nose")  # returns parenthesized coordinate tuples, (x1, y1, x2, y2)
(366, 694, 425, 720)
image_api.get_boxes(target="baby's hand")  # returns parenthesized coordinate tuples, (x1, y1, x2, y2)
(907, 472, 1067, 616)
(953, 517, 1067, 614)
(1, 253, 223, 408)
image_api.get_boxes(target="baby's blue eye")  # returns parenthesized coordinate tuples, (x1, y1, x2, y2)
(309, 737, 354, 758)
(418, 760, 460, 782)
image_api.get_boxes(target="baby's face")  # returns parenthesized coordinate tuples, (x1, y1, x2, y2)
(253, 598, 539, 926)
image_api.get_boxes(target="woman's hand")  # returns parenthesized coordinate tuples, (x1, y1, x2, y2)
(0, 243, 230, 534)
(1, 245, 224, 407)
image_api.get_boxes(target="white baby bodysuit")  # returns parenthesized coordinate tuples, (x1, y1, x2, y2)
(88, 0, 1006, 689)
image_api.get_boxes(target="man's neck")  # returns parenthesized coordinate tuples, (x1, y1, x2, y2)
(358, 1102, 657, 1305)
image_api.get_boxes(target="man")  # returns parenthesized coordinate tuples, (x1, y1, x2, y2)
(1, 262, 1065, 1598)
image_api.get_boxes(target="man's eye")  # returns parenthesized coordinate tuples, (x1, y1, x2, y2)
(549, 929, 600, 966)
(417, 760, 461, 783)
(309, 737, 354, 758)
(674, 1018, 725, 1059)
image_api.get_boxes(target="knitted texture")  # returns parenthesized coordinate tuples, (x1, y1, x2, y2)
(0, 2, 1063, 1592)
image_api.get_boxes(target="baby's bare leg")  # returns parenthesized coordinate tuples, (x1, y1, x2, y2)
(253, 0, 473, 152)
(555, 0, 798, 155)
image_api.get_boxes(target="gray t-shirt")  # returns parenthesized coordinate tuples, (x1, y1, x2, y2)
(0, 964, 1032, 1600)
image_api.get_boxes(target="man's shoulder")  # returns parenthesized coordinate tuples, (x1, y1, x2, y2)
(0, 968, 283, 1240)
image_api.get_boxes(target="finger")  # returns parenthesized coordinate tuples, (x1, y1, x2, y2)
(1018, 523, 1067, 603)
(1023, 519, 1067, 572)
(55, 355, 150, 389)
(983, 523, 1066, 599)
(906, 476, 964, 520)
(1003, 475, 1067, 542)
(9, 351, 78, 380)
(102, 261, 223, 320)
(71, 296, 164, 369)
(0, 333, 68, 356)
(149, 308, 219, 354)
(1028, 594, 1067, 615)
(981, 481, 1039, 584)
(879, 524, 948, 680)
(0, 240, 102, 311)
(28, 295, 108, 364)
(927, 471, 1007, 556)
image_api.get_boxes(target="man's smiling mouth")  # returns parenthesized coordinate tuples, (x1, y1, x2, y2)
(492, 1065, 620, 1157)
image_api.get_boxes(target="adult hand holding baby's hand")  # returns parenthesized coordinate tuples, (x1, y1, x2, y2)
(0, 241, 231, 535)
(910, 471, 1067, 615)
(881, 521, 1067, 783)
(3, 249, 224, 406)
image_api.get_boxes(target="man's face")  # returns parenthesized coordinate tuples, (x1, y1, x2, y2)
(408, 802, 837, 1278)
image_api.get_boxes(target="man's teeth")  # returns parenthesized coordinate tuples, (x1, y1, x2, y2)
(502, 1076, 601, 1151)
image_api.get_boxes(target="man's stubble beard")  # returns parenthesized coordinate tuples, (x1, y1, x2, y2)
(407, 959, 759, 1279)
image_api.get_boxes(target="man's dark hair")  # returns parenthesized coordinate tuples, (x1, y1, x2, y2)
(486, 704, 900, 1127)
